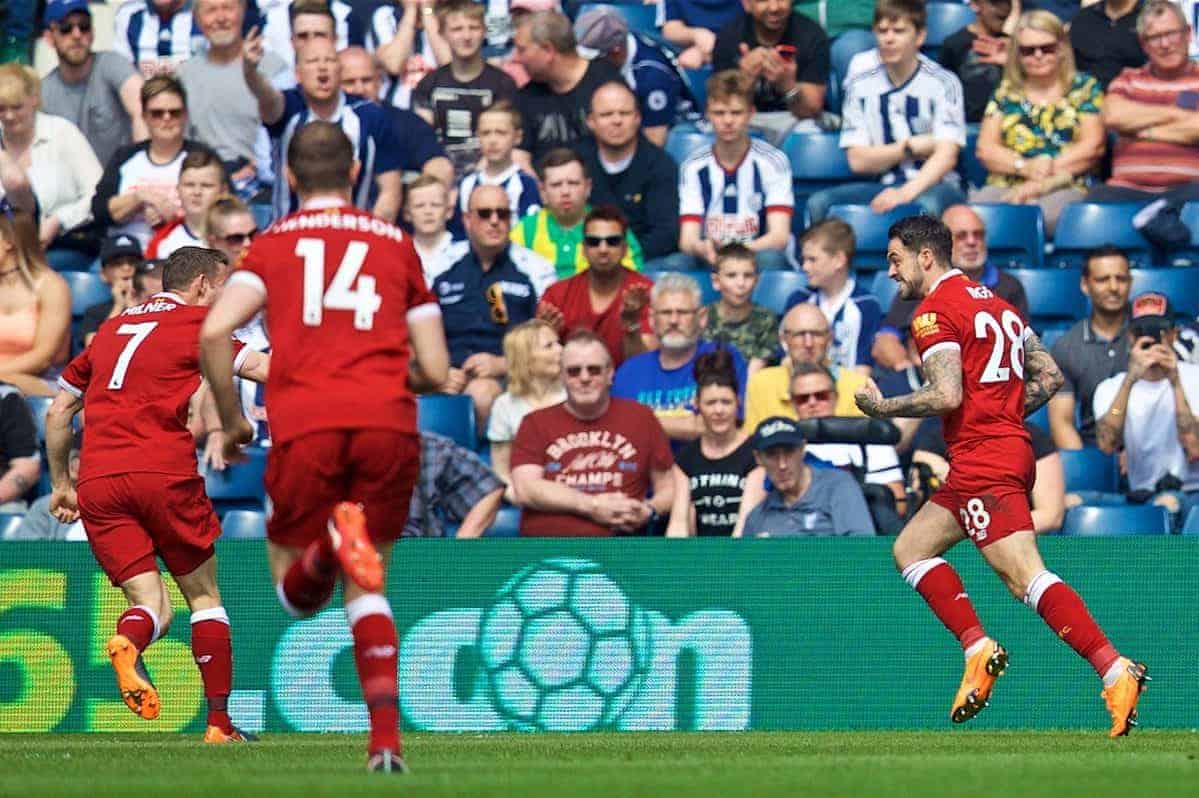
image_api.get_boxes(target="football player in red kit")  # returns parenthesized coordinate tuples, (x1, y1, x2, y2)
(45, 246, 270, 743)
(854, 216, 1149, 738)
(199, 122, 450, 773)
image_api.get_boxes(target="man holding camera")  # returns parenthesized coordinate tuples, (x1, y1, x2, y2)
(1093, 292, 1199, 516)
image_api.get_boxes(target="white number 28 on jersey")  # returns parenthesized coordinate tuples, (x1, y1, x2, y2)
(973, 309, 1025, 383)
(296, 238, 382, 330)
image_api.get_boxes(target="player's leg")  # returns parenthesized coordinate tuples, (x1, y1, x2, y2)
(979, 530, 1149, 736)
(894, 497, 1008, 723)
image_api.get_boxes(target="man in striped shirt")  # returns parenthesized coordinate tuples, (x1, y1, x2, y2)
(115, 0, 203, 77)
(1090, 0, 1199, 204)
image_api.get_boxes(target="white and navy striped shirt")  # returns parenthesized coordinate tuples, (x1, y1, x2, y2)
(266, 91, 402, 219)
(457, 163, 541, 220)
(367, 6, 439, 109)
(678, 139, 793, 245)
(787, 279, 884, 370)
(114, 0, 203, 76)
(840, 53, 966, 186)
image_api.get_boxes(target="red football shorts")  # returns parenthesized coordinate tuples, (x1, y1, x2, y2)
(930, 437, 1036, 549)
(77, 473, 221, 585)
(264, 429, 419, 548)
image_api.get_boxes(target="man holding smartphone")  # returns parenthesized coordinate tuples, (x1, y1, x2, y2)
(711, 0, 829, 141)
(1093, 292, 1199, 523)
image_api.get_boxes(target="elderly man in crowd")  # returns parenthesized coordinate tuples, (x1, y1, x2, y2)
(510, 330, 678, 537)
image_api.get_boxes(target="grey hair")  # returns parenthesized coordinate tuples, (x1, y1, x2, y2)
(651, 271, 703, 307)
(517, 10, 576, 54)
(1136, 0, 1188, 36)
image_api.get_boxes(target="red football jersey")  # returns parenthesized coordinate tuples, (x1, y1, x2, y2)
(228, 201, 438, 445)
(910, 270, 1031, 460)
(59, 293, 247, 485)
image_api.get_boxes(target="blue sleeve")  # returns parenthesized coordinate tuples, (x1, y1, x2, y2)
(856, 297, 883, 367)
(731, 346, 749, 406)
(517, 175, 542, 217)
(636, 68, 680, 127)
(611, 360, 642, 401)
(664, 0, 683, 22)
(266, 90, 306, 139)
(394, 110, 447, 169)
(783, 288, 810, 314)
(370, 107, 406, 174)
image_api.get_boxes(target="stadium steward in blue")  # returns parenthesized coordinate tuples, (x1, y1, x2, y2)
(613, 272, 748, 446)
(785, 219, 882, 373)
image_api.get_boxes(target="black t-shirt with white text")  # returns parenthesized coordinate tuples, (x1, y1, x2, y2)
(412, 64, 517, 176)
(676, 437, 757, 536)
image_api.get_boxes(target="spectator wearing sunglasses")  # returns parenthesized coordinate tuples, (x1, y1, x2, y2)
(510, 329, 677, 537)
(433, 183, 556, 432)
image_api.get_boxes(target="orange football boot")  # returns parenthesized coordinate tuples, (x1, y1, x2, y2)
(106, 634, 160, 720)
(950, 638, 1008, 723)
(328, 502, 383, 593)
(1102, 658, 1150, 738)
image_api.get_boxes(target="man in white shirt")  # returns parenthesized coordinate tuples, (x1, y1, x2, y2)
(1093, 292, 1199, 517)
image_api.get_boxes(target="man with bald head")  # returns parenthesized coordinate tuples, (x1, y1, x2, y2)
(743, 302, 870, 431)
(243, 34, 403, 220)
(577, 81, 680, 262)
(871, 204, 1030, 370)
(432, 184, 556, 430)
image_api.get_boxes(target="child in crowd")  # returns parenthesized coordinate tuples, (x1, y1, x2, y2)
(701, 243, 778, 376)
(145, 149, 229, 259)
(406, 175, 468, 286)
(457, 100, 541, 221)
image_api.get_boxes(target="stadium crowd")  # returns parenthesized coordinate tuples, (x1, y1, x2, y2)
(4, 0, 1199, 538)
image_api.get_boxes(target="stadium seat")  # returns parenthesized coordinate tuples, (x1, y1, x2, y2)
(753, 271, 808, 316)
(1039, 320, 1073, 351)
(664, 126, 712, 165)
(1181, 506, 1199, 535)
(1060, 505, 1171, 536)
(784, 132, 854, 207)
(25, 395, 52, 442)
(959, 124, 987, 190)
(483, 504, 521, 537)
(1006, 268, 1085, 326)
(1129, 267, 1199, 318)
(418, 394, 477, 449)
(924, 4, 976, 57)
(643, 269, 721, 306)
(250, 203, 275, 231)
(870, 270, 899, 312)
(1059, 447, 1118, 493)
(202, 447, 268, 511)
(0, 513, 22, 539)
(63, 271, 112, 317)
(1051, 203, 1154, 268)
(971, 204, 1045, 267)
(221, 510, 266, 540)
(576, 3, 659, 35)
(684, 67, 711, 112)
(828, 204, 926, 270)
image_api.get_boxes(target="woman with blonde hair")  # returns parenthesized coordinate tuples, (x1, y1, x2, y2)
(487, 319, 565, 483)
(973, 10, 1105, 236)
(0, 64, 103, 257)
(0, 204, 72, 397)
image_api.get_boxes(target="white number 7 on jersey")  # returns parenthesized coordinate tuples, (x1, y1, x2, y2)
(296, 238, 382, 330)
(107, 322, 158, 390)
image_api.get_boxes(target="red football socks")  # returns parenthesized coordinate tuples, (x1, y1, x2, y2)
(279, 536, 338, 615)
(116, 605, 158, 652)
(902, 558, 987, 651)
(191, 608, 234, 733)
(346, 595, 400, 755)
(1025, 572, 1119, 678)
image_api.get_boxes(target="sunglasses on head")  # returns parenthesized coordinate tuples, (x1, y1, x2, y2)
(565, 364, 605, 378)
(147, 108, 185, 120)
(792, 389, 833, 405)
(583, 234, 623, 248)
(55, 19, 92, 34)
(221, 229, 258, 246)
(1018, 42, 1058, 57)
(474, 207, 512, 222)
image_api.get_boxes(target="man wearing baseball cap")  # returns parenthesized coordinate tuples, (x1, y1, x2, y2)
(1094, 292, 1199, 521)
(81, 234, 143, 347)
(739, 416, 875, 536)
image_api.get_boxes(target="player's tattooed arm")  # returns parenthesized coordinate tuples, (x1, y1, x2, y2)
(856, 347, 964, 418)
(1022, 330, 1064, 417)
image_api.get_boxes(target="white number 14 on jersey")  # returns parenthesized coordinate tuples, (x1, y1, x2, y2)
(296, 238, 381, 330)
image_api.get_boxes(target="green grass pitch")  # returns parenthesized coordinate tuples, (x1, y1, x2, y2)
(1, 732, 1196, 797)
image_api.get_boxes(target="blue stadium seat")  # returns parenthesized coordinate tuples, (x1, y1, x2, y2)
(753, 271, 808, 316)
(971, 204, 1045, 267)
(221, 510, 266, 540)
(250, 203, 274, 231)
(483, 504, 521, 537)
(870, 270, 899, 312)
(47, 248, 97, 272)
(1182, 506, 1199, 535)
(576, 3, 658, 35)
(784, 132, 854, 207)
(828, 204, 926, 270)
(25, 395, 52, 442)
(203, 447, 267, 511)
(924, 3, 976, 58)
(643, 269, 720, 306)
(1129, 267, 1199, 318)
(1061, 505, 1171, 536)
(63, 271, 112, 317)
(1051, 203, 1154, 268)
(684, 67, 711, 112)
(960, 124, 987, 190)
(418, 394, 477, 449)
(664, 126, 711, 165)
(1006, 268, 1085, 326)
(1059, 447, 1118, 493)
(0, 513, 23, 539)
(1039, 321, 1073, 351)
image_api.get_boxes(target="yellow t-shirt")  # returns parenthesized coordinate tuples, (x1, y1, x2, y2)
(742, 363, 867, 434)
